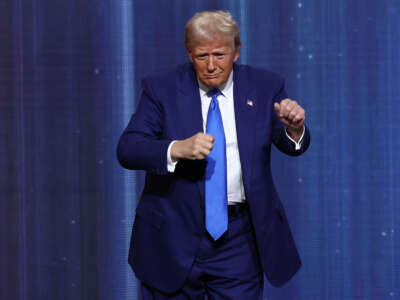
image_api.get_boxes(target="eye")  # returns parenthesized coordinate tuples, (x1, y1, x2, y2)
(215, 53, 225, 59)
(196, 54, 207, 61)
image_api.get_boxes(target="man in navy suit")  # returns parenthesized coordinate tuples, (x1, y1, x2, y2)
(118, 10, 310, 299)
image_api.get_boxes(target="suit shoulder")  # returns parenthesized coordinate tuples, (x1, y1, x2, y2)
(139, 64, 193, 105)
(236, 64, 285, 85)
(234, 64, 286, 98)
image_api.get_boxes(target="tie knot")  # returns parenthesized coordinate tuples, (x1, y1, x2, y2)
(208, 88, 221, 99)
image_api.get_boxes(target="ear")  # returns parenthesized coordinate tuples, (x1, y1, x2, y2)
(233, 46, 241, 62)
(186, 46, 194, 63)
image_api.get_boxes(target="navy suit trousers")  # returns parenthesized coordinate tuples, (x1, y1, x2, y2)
(139, 204, 264, 300)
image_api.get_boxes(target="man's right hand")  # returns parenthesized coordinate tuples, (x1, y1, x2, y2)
(171, 133, 214, 162)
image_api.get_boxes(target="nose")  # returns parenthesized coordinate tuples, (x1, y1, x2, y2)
(207, 56, 216, 72)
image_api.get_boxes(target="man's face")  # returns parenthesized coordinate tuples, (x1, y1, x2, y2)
(187, 38, 240, 88)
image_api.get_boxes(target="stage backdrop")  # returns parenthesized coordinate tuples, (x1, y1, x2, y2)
(1, 1, 399, 299)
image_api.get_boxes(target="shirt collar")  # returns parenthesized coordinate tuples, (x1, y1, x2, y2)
(197, 71, 234, 98)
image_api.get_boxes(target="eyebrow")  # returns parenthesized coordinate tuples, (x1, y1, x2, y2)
(195, 48, 228, 55)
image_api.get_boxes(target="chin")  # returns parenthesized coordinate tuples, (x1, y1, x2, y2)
(203, 78, 223, 87)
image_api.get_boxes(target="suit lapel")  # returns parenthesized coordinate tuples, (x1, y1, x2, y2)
(176, 64, 206, 201)
(233, 65, 257, 197)
(177, 64, 203, 138)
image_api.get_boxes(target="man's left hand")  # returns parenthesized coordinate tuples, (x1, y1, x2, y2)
(274, 98, 306, 142)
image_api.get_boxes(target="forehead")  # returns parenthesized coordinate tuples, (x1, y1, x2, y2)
(190, 38, 235, 53)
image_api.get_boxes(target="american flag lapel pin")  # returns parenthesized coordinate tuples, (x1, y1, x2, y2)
(246, 99, 254, 107)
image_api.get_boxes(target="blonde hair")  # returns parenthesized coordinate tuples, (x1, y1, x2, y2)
(185, 11, 242, 50)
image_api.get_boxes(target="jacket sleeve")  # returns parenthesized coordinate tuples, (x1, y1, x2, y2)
(117, 78, 173, 175)
(270, 79, 310, 156)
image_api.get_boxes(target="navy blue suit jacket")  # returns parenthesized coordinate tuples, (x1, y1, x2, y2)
(117, 63, 310, 293)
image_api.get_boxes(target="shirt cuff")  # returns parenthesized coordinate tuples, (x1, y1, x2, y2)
(167, 141, 178, 172)
(285, 126, 305, 151)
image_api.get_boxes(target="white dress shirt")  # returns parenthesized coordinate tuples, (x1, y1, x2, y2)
(166, 71, 304, 205)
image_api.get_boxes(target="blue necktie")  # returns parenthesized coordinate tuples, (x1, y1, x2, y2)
(205, 88, 227, 240)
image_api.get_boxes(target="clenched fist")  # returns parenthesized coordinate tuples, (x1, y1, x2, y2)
(171, 132, 214, 161)
(274, 98, 306, 142)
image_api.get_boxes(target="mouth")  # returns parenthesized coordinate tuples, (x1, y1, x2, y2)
(204, 74, 220, 79)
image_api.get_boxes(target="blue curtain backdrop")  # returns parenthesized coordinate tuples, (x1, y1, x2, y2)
(1, 1, 399, 299)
